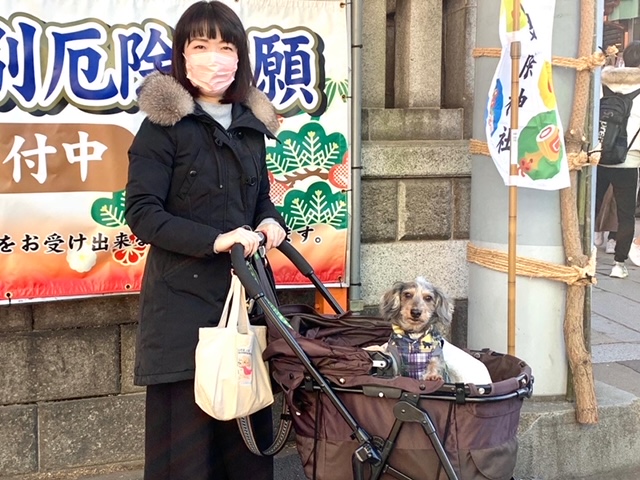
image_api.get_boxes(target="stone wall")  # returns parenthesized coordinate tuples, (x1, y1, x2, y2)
(0, 298, 144, 477)
(357, 0, 472, 309)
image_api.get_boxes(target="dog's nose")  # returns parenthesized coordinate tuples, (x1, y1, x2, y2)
(410, 308, 421, 318)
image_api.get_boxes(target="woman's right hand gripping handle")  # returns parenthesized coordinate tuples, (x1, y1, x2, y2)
(213, 227, 263, 258)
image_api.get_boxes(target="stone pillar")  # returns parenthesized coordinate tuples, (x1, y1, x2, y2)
(394, 0, 442, 108)
(443, 0, 477, 137)
(468, 1, 581, 396)
(362, 0, 387, 108)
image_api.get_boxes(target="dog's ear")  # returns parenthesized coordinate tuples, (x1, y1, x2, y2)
(380, 282, 404, 320)
(433, 285, 454, 325)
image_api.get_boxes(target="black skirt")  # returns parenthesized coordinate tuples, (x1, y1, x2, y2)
(144, 379, 273, 480)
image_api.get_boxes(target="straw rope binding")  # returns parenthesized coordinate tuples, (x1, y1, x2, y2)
(467, 243, 597, 287)
(469, 139, 490, 157)
(472, 47, 607, 71)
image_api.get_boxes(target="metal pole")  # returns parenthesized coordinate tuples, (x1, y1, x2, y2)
(508, 1, 521, 356)
(349, 0, 364, 312)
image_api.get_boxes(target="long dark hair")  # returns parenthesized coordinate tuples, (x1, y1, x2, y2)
(170, 1, 252, 103)
(623, 41, 640, 68)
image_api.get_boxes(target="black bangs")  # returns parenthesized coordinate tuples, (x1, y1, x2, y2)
(184, 4, 244, 47)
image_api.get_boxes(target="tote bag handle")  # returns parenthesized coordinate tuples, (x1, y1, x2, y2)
(218, 274, 249, 334)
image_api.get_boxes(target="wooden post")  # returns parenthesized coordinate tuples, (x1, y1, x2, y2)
(507, 0, 522, 356)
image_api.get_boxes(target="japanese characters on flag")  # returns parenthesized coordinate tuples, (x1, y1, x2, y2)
(0, 0, 350, 303)
(485, 0, 570, 190)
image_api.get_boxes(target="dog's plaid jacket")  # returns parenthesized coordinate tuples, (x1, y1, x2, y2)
(387, 325, 443, 380)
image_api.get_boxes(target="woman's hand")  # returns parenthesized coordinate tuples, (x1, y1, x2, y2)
(255, 222, 286, 251)
(213, 227, 263, 257)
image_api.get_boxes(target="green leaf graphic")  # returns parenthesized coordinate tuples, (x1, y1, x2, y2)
(266, 123, 348, 176)
(293, 78, 349, 117)
(338, 80, 349, 100)
(91, 190, 127, 228)
(325, 78, 349, 106)
(277, 182, 347, 230)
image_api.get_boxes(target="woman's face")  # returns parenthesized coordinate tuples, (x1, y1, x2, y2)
(183, 33, 239, 102)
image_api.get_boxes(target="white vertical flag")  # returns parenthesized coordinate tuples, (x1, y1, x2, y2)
(485, 0, 570, 190)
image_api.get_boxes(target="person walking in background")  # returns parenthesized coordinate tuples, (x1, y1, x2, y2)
(633, 175, 640, 266)
(124, 1, 286, 478)
(596, 41, 640, 278)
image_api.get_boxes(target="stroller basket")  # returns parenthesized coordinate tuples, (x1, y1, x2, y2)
(231, 242, 533, 480)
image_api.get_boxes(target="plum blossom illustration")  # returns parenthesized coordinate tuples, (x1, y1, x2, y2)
(67, 245, 97, 273)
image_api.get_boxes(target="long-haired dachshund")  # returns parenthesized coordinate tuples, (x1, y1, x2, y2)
(380, 277, 454, 382)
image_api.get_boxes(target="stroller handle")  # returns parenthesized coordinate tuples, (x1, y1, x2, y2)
(277, 240, 314, 277)
(229, 239, 312, 299)
(277, 241, 345, 314)
(250, 228, 313, 277)
(230, 244, 263, 299)
(230, 240, 345, 314)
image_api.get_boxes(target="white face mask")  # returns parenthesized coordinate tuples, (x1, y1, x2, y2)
(184, 51, 238, 96)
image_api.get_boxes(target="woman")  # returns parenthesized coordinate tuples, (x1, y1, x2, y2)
(597, 41, 640, 278)
(125, 2, 286, 478)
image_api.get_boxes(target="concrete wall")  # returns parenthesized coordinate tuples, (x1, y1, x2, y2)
(0, 1, 474, 477)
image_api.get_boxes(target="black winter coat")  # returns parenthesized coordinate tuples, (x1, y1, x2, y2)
(125, 72, 284, 386)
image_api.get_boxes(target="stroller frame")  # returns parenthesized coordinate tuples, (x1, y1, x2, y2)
(231, 242, 532, 480)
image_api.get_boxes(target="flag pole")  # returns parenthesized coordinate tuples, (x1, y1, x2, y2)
(507, 1, 521, 356)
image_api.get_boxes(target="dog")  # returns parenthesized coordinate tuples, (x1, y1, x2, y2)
(379, 277, 493, 385)
(379, 277, 453, 382)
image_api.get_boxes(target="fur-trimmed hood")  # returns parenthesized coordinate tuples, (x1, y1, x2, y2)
(136, 71, 280, 135)
(601, 66, 640, 95)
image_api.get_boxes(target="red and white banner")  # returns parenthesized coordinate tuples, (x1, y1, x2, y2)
(0, 0, 350, 303)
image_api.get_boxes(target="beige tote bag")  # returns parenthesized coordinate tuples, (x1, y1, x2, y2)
(194, 274, 273, 421)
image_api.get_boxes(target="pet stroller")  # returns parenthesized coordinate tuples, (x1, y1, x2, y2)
(231, 241, 533, 480)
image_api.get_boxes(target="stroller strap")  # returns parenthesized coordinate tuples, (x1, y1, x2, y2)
(236, 400, 292, 457)
(238, 251, 293, 457)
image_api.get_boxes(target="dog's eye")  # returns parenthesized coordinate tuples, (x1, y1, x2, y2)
(403, 292, 412, 299)
(424, 295, 433, 302)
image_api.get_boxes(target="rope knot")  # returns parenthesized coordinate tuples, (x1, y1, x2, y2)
(568, 150, 599, 171)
